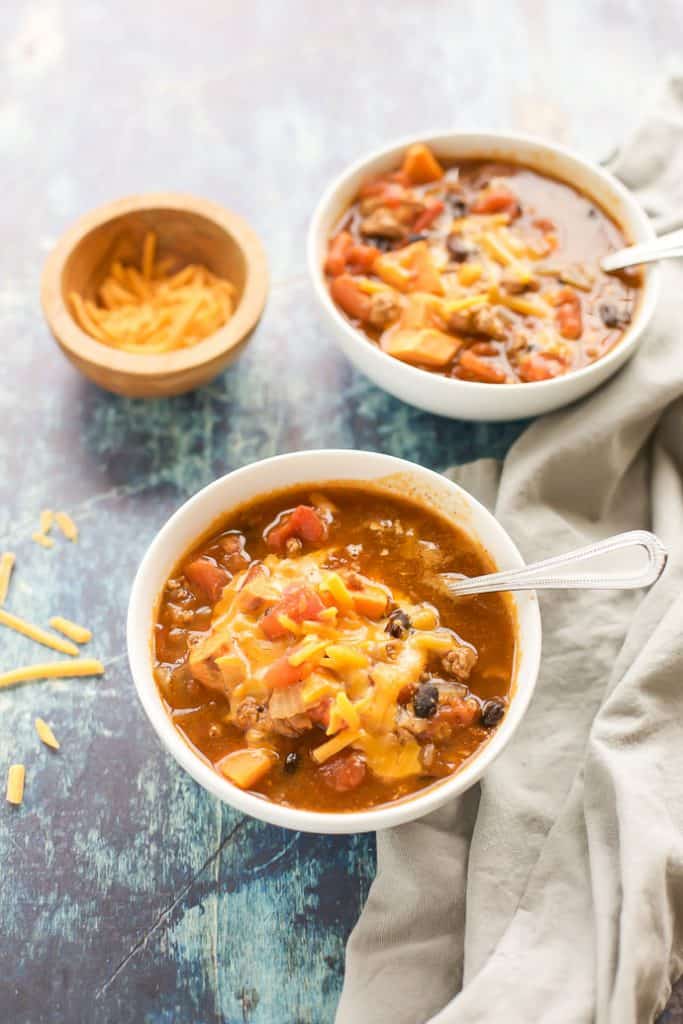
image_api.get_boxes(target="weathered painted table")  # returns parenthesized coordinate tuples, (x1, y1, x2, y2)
(1, 3, 682, 1021)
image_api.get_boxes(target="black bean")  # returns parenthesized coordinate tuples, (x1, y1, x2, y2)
(481, 699, 506, 728)
(385, 608, 411, 639)
(407, 232, 429, 243)
(413, 682, 439, 719)
(284, 752, 299, 774)
(446, 233, 473, 262)
(362, 234, 394, 252)
(599, 303, 630, 328)
(447, 196, 467, 218)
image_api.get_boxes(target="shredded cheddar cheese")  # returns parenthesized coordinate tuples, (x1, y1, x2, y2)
(0, 609, 79, 657)
(0, 658, 104, 690)
(48, 617, 92, 645)
(32, 532, 54, 549)
(0, 553, 15, 606)
(55, 512, 78, 542)
(311, 727, 361, 765)
(6, 764, 25, 805)
(69, 231, 237, 354)
(35, 718, 60, 750)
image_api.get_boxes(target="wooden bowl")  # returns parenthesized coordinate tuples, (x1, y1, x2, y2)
(41, 193, 268, 398)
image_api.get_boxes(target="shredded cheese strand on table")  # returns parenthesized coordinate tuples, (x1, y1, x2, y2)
(6, 764, 25, 805)
(0, 553, 15, 605)
(32, 532, 54, 549)
(48, 616, 91, 645)
(69, 231, 237, 354)
(35, 718, 60, 750)
(54, 512, 78, 542)
(0, 608, 79, 657)
(0, 659, 104, 690)
(39, 509, 53, 535)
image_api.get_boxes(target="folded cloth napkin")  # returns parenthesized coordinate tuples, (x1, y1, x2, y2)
(336, 75, 683, 1024)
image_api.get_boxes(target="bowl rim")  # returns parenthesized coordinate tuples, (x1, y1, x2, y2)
(40, 191, 269, 379)
(307, 129, 661, 400)
(127, 449, 543, 834)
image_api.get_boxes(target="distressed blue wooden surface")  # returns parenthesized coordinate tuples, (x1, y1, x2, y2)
(1, 2, 682, 1022)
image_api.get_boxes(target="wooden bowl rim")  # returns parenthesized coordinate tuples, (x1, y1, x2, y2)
(40, 192, 269, 378)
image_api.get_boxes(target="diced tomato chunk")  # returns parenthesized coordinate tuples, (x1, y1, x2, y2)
(347, 244, 380, 271)
(265, 505, 328, 553)
(412, 200, 445, 233)
(555, 287, 583, 340)
(358, 179, 408, 206)
(184, 556, 229, 603)
(518, 353, 566, 382)
(324, 231, 354, 276)
(471, 186, 520, 218)
(456, 349, 507, 384)
(260, 585, 325, 639)
(330, 274, 372, 321)
(263, 655, 310, 690)
(319, 751, 366, 792)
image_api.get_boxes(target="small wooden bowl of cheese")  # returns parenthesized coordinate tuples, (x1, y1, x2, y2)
(41, 193, 268, 398)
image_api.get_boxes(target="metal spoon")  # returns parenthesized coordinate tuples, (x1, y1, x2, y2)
(440, 530, 667, 598)
(601, 228, 683, 272)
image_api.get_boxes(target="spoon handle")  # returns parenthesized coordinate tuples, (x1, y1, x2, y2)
(601, 228, 683, 272)
(441, 530, 667, 597)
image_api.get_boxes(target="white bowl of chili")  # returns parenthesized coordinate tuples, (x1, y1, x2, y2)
(128, 450, 542, 834)
(308, 132, 660, 421)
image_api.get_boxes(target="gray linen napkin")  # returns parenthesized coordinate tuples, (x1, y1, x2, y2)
(336, 76, 683, 1024)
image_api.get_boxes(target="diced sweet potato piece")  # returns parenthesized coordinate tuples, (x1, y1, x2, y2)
(411, 245, 445, 296)
(217, 748, 273, 789)
(351, 583, 390, 619)
(374, 253, 414, 291)
(401, 143, 444, 185)
(385, 328, 461, 369)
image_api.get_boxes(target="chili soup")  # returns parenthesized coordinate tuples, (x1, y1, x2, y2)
(324, 143, 640, 384)
(153, 484, 516, 813)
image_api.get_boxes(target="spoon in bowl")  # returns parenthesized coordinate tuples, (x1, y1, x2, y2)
(601, 228, 683, 273)
(440, 530, 667, 598)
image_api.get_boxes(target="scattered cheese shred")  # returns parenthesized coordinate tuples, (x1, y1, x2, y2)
(311, 727, 361, 765)
(35, 718, 60, 750)
(39, 509, 54, 535)
(0, 608, 79, 657)
(6, 764, 25, 805)
(0, 658, 104, 690)
(69, 231, 237, 354)
(0, 552, 16, 606)
(55, 512, 78, 542)
(32, 532, 54, 549)
(288, 639, 328, 667)
(48, 616, 92, 645)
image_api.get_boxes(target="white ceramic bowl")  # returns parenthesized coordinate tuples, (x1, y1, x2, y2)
(127, 450, 542, 833)
(308, 132, 660, 421)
